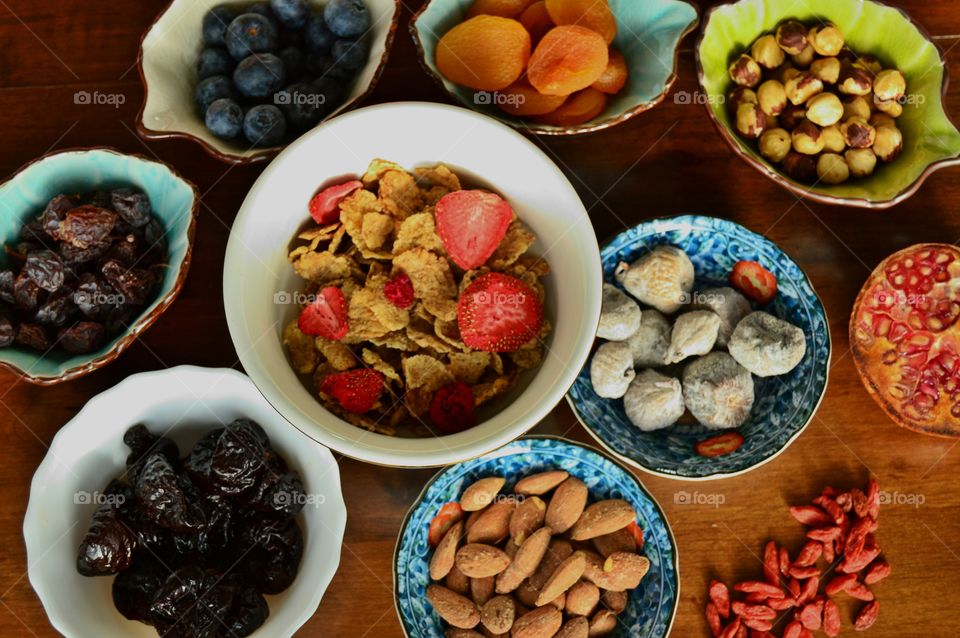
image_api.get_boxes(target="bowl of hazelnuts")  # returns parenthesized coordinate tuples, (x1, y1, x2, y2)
(695, 0, 960, 209)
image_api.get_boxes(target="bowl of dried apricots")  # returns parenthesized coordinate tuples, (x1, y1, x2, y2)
(411, 0, 699, 135)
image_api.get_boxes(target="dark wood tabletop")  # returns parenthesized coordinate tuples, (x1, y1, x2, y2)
(1, 1, 958, 636)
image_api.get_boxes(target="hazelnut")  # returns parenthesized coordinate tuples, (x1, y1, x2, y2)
(785, 72, 823, 105)
(780, 103, 807, 129)
(727, 86, 758, 116)
(735, 102, 767, 139)
(782, 151, 817, 182)
(873, 69, 906, 102)
(817, 153, 850, 184)
(838, 66, 873, 96)
(778, 66, 801, 84)
(854, 55, 883, 75)
(806, 92, 844, 126)
(751, 35, 785, 70)
(776, 20, 809, 56)
(792, 120, 825, 155)
(869, 112, 897, 129)
(874, 96, 904, 118)
(841, 117, 877, 148)
(808, 24, 844, 56)
(729, 54, 762, 88)
(810, 57, 841, 84)
(845, 148, 878, 177)
(822, 124, 846, 153)
(759, 128, 792, 162)
(791, 44, 815, 68)
(874, 125, 903, 162)
(843, 96, 872, 121)
(757, 80, 788, 116)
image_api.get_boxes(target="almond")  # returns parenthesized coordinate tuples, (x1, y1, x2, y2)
(427, 584, 481, 629)
(515, 470, 569, 495)
(569, 499, 636, 541)
(510, 496, 546, 545)
(444, 630, 483, 638)
(515, 578, 540, 607)
(512, 606, 563, 638)
(456, 543, 512, 578)
(565, 580, 600, 617)
(536, 551, 587, 606)
(545, 477, 588, 534)
(580, 551, 606, 588)
(446, 564, 471, 595)
(555, 616, 589, 638)
(470, 575, 495, 606)
(461, 477, 506, 511)
(601, 589, 627, 614)
(529, 538, 573, 590)
(496, 526, 552, 593)
(431, 521, 464, 581)
(547, 591, 566, 610)
(588, 609, 617, 637)
(467, 500, 515, 544)
(591, 527, 636, 557)
(598, 552, 650, 591)
(480, 595, 516, 634)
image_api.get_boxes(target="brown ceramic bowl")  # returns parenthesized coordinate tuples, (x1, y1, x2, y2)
(137, 0, 401, 164)
(0, 147, 198, 385)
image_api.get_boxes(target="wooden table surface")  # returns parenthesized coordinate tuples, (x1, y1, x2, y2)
(1, 1, 958, 636)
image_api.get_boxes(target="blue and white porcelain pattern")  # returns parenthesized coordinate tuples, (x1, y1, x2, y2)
(567, 215, 831, 480)
(394, 437, 678, 638)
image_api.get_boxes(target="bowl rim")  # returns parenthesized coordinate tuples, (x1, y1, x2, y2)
(391, 434, 681, 638)
(0, 146, 199, 386)
(135, 0, 404, 165)
(567, 213, 833, 482)
(22, 364, 348, 638)
(409, 0, 701, 136)
(694, 0, 960, 210)
(223, 100, 603, 468)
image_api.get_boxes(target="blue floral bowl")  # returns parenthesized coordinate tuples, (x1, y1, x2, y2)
(567, 215, 831, 480)
(394, 436, 678, 638)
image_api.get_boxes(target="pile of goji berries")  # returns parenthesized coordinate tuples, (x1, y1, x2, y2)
(705, 478, 890, 637)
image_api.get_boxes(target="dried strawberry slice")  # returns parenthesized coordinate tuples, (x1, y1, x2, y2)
(429, 382, 476, 434)
(383, 272, 415, 309)
(319, 368, 384, 414)
(457, 272, 543, 352)
(435, 190, 514, 270)
(308, 179, 363, 225)
(298, 286, 348, 340)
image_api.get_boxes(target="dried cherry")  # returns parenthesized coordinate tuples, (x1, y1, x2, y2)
(58, 321, 105, 354)
(15, 323, 50, 351)
(23, 249, 65, 292)
(101, 259, 155, 306)
(36, 289, 77, 327)
(13, 273, 43, 313)
(111, 188, 153, 228)
(58, 205, 117, 249)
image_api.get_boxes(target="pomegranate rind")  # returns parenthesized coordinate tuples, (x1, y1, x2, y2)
(850, 243, 960, 438)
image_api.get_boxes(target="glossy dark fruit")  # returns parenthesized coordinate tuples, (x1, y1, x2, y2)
(149, 567, 235, 637)
(225, 579, 270, 636)
(58, 205, 117, 249)
(40, 194, 76, 239)
(331, 37, 369, 71)
(112, 554, 166, 623)
(243, 104, 287, 146)
(304, 13, 335, 54)
(23, 249, 65, 292)
(12, 273, 42, 313)
(197, 46, 235, 80)
(202, 6, 238, 46)
(0, 270, 15, 305)
(205, 98, 244, 139)
(324, 0, 371, 38)
(278, 82, 327, 130)
(15, 323, 49, 350)
(36, 289, 77, 327)
(278, 45, 306, 78)
(210, 418, 271, 496)
(58, 321, 105, 354)
(270, 0, 310, 28)
(101, 259, 156, 306)
(124, 424, 180, 479)
(234, 516, 303, 594)
(184, 428, 224, 489)
(59, 239, 109, 266)
(225, 13, 280, 60)
(135, 452, 204, 532)
(110, 188, 153, 228)
(76, 497, 138, 576)
(195, 75, 239, 115)
(234, 53, 287, 98)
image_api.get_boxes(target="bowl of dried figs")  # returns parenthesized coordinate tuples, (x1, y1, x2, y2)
(394, 436, 679, 638)
(0, 147, 197, 384)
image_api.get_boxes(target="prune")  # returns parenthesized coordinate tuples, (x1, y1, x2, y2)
(233, 516, 303, 594)
(184, 428, 224, 489)
(60, 239, 109, 266)
(149, 567, 234, 638)
(124, 424, 180, 480)
(58, 322, 105, 354)
(102, 259, 155, 306)
(36, 289, 76, 327)
(76, 493, 138, 576)
(58, 205, 117, 249)
(73, 274, 117, 320)
(110, 188, 153, 228)
(252, 470, 305, 517)
(112, 554, 166, 623)
(0, 270, 14, 304)
(135, 453, 204, 532)
(15, 323, 49, 351)
(223, 577, 269, 636)
(23, 249, 65, 292)
(40, 194, 77, 239)
(13, 273, 43, 313)
(211, 419, 272, 496)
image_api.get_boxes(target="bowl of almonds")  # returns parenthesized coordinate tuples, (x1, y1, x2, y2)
(393, 436, 678, 638)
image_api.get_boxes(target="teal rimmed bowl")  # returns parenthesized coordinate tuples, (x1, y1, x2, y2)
(411, 0, 699, 135)
(696, 0, 960, 209)
(0, 148, 198, 384)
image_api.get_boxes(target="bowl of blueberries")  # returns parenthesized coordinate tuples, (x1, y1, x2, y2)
(137, 0, 401, 163)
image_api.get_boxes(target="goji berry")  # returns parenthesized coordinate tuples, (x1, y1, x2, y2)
(854, 600, 879, 630)
(719, 617, 742, 638)
(783, 620, 803, 638)
(763, 541, 779, 585)
(825, 573, 857, 595)
(790, 505, 833, 528)
(789, 565, 820, 580)
(799, 600, 823, 630)
(734, 581, 784, 598)
(807, 526, 842, 543)
(742, 618, 773, 632)
(864, 559, 891, 585)
(706, 601, 723, 637)
(846, 581, 875, 601)
(823, 599, 841, 636)
(779, 547, 792, 576)
(710, 580, 731, 618)
(794, 540, 823, 567)
(797, 576, 819, 604)
(731, 601, 776, 621)
(866, 477, 881, 519)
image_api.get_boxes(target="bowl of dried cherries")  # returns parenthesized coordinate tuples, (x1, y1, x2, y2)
(0, 147, 198, 384)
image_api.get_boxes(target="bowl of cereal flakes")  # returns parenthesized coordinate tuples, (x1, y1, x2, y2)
(224, 102, 601, 467)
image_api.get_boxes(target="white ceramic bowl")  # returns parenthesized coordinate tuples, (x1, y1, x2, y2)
(24, 366, 346, 638)
(224, 101, 602, 468)
(137, 0, 401, 163)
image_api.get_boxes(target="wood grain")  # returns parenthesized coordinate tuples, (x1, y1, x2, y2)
(0, 1, 958, 636)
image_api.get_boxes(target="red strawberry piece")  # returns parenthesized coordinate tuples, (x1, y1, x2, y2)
(695, 432, 745, 458)
(308, 179, 363, 224)
(384, 272, 415, 309)
(457, 272, 543, 352)
(435, 189, 514, 270)
(429, 382, 476, 434)
(298, 286, 349, 340)
(319, 369, 384, 414)
(730, 260, 778, 304)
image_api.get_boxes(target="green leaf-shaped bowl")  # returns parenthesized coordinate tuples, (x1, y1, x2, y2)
(411, 0, 699, 135)
(696, 0, 960, 209)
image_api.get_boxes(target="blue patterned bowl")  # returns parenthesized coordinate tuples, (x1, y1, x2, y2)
(567, 215, 831, 480)
(394, 436, 678, 638)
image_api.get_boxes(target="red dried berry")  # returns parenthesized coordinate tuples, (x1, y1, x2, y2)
(730, 260, 778, 304)
(733, 582, 783, 599)
(794, 540, 823, 567)
(864, 559, 891, 585)
(435, 189, 514, 270)
(695, 432, 745, 458)
(429, 382, 476, 434)
(825, 573, 857, 596)
(319, 369, 384, 414)
(457, 272, 543, 352)
(799, 600, 823, 630)
(790, 505, 834, 528)
(706, 601, 723, 637)
(709, 581, 731, 618)
(298, 286, 349, 340)
(823, 599, 841, 637)
(854, 600, 879, 630)
(308, 180, 363, 225)
(383, 272, 415, 309)
(762, 541, 779, 586)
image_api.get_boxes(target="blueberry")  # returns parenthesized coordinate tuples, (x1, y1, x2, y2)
(248, 2, 280, 28)
(243, 105, 287, 147)
(225, 13, 279, 60)
(202, 6, 238, 46)
(314, 77, 346, 110)
(279, 26, 305, 49)
(197, 47, 234, 80)
(278, 46, 306, 79)
(270, 0, 309, 28)
(195, 75, 238, 114)
(233, 53, 287, 98)
(303, 13, 335, 54)
(332, 38, 369, 71)
(277, 82, 327, 131)
(205, 98, 244, 139)
(324, 0, 371, 38)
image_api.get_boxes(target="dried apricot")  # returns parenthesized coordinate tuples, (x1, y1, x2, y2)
(518, 1, 554, 44)
(467, 0, 535, 19)
(535, 88, 607, 126)
(495, 79, 568, 116)
(437, 16, 531, 91)
(544, 0, 617, 44)
(592, 48, 628, 94)
(527, 25, 608, 96)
